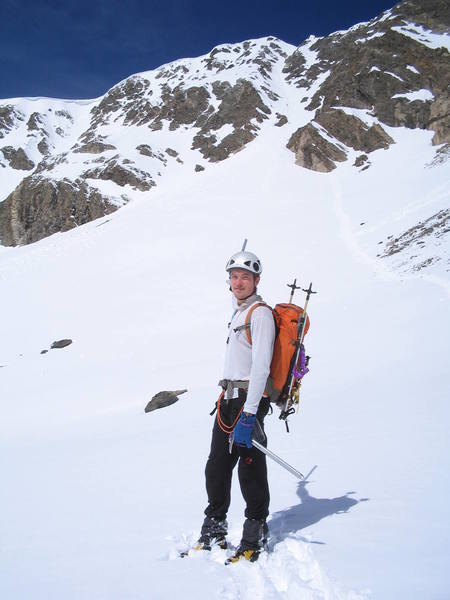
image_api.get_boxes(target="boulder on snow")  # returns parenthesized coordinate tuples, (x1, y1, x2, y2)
(51, 339, 73, 349)
(145, 389, 188, 413)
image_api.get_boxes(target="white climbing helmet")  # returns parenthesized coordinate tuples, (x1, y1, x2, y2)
(225, 249, 262, 275)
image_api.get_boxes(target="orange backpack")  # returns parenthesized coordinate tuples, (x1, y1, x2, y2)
(243, 302, 310, 403)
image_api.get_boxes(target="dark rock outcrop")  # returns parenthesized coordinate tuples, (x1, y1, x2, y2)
(25, 112, 54, 157)
(275, 113, 288, 127)
(0, 178, 117, 246)
(427, 142, 450, 166)
(0, 106, 24, 138)
(379, 208, 450, 258)
(200, 79, 270, 131)
(428, 96, 450, 145)
(314, 110, 394, 153)
(73, 141, 117, 154)
(83, 160, 155, 191)
(1, 146, 35, 170)
(136, 144, 153, 157)
(288, 110, 394, 171)
(287, 124, 347, 172)
(90, 76, 152, 129)
(136, 145, 167, 163)
(37, 139, 50, 156)
(354, 154, 370, 168)
(283, 0, 450, 164)
(193, 128, 255, 162)
(27, 112, 44, 132)
(192, 79, 270, 161)
(90, 76, 212, 132)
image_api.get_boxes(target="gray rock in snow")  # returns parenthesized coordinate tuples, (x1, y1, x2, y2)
(145, 389, 188, 413)
(51, 339, 73, 349)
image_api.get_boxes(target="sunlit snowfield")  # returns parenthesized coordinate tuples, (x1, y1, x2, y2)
(1, 121, 449, 598)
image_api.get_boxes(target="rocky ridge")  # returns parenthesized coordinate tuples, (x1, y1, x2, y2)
(0, 0, 448, 246)
(284, 0, 450, 170)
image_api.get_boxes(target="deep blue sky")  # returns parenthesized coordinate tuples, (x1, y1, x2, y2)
(1, 0, 395, 100)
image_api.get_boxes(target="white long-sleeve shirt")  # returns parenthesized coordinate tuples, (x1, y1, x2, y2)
(223, 293, 276, 414)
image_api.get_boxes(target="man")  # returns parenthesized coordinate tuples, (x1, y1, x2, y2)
(197, 247, 276, 562)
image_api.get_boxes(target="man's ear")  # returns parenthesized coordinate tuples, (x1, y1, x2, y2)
(255, 275, 261, 286)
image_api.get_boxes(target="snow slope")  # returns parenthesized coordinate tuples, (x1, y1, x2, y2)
(1, 120, 449, 599)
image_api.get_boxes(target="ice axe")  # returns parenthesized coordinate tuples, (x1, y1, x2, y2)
(252, 439, 305, 480)
(230, 420, 305, 480)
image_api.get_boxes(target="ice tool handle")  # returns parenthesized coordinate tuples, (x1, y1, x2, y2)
(292, 343, 309, 380)
(287, 278, 301, 304)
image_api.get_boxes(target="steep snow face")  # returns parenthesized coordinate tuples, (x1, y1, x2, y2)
(0, 97, 95, 197)
(0, 110, 449, 600)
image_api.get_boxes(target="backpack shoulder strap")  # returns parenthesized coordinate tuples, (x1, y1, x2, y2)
(243, 302, 272, 345)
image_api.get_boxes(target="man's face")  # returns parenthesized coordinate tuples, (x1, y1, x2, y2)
(229, 268, 260, 302)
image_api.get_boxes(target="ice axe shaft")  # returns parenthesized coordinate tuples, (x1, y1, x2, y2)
(252, 439, 304, 480)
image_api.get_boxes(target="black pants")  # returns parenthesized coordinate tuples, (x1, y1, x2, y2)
(204, 391, 270, 521)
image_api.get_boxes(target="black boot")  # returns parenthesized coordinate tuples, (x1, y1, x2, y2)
(225, 518, 268, 564)
(197, 516, 228, 550)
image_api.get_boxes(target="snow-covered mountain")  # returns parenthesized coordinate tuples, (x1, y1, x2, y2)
(0, 0, 449, 274)
(1, 1, 449, 599)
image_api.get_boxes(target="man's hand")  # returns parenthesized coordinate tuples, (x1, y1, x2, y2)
(233, 413, 256, 448)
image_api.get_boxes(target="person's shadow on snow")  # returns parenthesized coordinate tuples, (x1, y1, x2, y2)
(268, 467, 369, 546)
